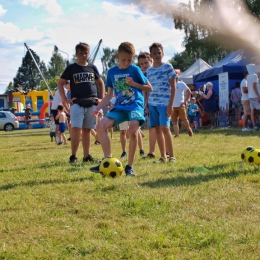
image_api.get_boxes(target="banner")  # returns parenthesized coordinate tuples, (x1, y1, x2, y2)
(218, 72, 229, 127)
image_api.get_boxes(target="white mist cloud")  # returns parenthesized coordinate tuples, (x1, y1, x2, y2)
(0, 4, 7, 17)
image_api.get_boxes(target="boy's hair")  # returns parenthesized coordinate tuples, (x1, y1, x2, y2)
(137, 52, 152, 61)
(149, 42, 163, 53)
(57, 104, 64, 111)
(118, 42, 135, 55)
(75, 42, 90, 53)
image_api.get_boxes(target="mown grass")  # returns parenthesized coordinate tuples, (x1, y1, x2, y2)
(0, 127, 260, 259)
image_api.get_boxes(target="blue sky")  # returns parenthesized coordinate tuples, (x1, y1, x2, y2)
(0, 0, 187, 94)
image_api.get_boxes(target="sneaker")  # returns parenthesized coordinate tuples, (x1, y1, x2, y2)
(139, 149, 146, 157)
(154, 157, 167, 163)
(94, 140, 101, 145)
(146, 153, 155, 159)
(57, 142, 63, 145)
(90, 164, 100, 173)
(67, 137, 71, 141)
(125, 165, 136, 177)
(83, 154, 94, 162)
(69, 155, 77, 164)
(195, 129, 199, 132)
(174, 135, 179, 138)
(168, 157, 177, 163)
(120, 151, 127, 159)
(242, 128, 251, 132)
(188, 128, 193, 137)
(253, 126, 258, 131)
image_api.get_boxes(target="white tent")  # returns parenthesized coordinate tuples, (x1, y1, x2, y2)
(179, 58, 212, 84)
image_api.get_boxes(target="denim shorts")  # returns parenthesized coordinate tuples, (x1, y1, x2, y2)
(148, 105, 170, 127)
(106, 108, 145, 126)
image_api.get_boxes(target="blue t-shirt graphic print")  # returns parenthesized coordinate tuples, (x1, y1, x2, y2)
(106, 64, 148, 112)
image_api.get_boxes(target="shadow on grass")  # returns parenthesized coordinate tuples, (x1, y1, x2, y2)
(0, 175, 96, 191)
(140, 162, 259, 188)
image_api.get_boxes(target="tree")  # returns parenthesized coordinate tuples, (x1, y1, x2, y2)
(170, 51, 194, 71)
(38, 76, 60, 91)
(13, 50, 47, 91)
(101, 47, 117, 81)
(172, 0, 260, 64)
(48, 52, 66, 78)
(4, 82, 14, 94)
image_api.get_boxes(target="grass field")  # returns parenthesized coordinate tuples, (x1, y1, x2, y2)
(0, 127, 260, 259)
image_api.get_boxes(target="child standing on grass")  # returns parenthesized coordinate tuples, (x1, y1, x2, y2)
(55, 104, 67, 145)
(49, 115, 56, 142)
(90, 42, 152, 177)
(146, 42, 177, 163)
(138, 51, 156, 158)
(188, 97, 199, 132)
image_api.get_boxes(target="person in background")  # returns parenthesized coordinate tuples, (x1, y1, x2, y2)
(200, 82, 216, 129)
(171, 74, 193, 137)
(230, 82, 242, 122)
(187, 97, 199, 132)
(55, 104, 67, 145)
(49, 115, 56, 142)
(240, 71, 251, 131)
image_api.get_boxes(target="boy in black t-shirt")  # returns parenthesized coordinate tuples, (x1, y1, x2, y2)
(57, 42, 105, 163)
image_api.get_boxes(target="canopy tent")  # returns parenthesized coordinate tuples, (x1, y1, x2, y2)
(193, 49, 254, 93)
(179, 58, 212, 84)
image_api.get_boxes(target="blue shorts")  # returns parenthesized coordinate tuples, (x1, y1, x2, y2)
(70, 104, 96, 129)
(50, 132, 56, 137)
(106, 108, 145, 126)
(59, 122, 66, 133)
(148, 105, 170, 127)
(188, 115, 196, 123)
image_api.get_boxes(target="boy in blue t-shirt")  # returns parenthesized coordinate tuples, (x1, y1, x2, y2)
(90, 42, 153, 176)
(146, 42, 177, 163)
(188, 97, 199, 132)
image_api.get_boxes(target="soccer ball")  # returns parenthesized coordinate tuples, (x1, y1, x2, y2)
(99, 158, 124, 178)
(247, 148, 260, 165)
(241, 146, 255, 162)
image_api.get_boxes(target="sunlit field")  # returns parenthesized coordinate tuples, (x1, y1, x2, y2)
(0, 127, 260, 259)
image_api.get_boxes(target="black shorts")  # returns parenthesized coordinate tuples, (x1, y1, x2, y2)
(51, 109, 59, 125)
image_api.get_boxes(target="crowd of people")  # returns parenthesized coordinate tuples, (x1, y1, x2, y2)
(47, 41, 259, 177)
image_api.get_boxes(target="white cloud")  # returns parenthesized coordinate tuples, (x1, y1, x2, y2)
(0, 1, 186, 93)
(0, 21, 44, 43)
(21, 0, 63, 17)
(0, 5, 7, 17)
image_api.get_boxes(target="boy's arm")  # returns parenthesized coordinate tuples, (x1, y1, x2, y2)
(125, 77, 153, 92)
(96, 77, 105, 103)
(166, 77, 176, 117)
(55, 111, 60, 120)
(92, 87, 114, 117)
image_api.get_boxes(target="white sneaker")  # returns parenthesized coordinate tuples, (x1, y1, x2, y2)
(242, 128, 252, 132)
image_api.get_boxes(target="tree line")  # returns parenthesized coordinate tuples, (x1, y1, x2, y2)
(5, 0, 260, 94)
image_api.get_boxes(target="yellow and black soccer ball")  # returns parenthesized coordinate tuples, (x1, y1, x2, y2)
(100, 158, 124, 178)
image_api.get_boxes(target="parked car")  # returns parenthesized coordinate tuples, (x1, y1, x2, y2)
(0, 111, 19, 131)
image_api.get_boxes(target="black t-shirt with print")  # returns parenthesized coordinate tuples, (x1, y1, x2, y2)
(61, 63, 100, 99)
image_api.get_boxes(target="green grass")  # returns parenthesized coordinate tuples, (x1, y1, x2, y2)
(0, 127, 260, 259)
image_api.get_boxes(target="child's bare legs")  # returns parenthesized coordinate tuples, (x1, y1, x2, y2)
(137, 129, 143, 150)
(155, 126, 167, 159)
(71, 127, 81, 157)
(148, 127, 156, 155)
(108, 127, 113, 139)
(96, 117, 115, 157)
(61, 132, 67, 144)
(127, 121, 139, 167)
(172, 122, 179, 137)
(81, 128, 91, 158)
(120, 130, 127, 153)
(162, 126, 174, 158)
